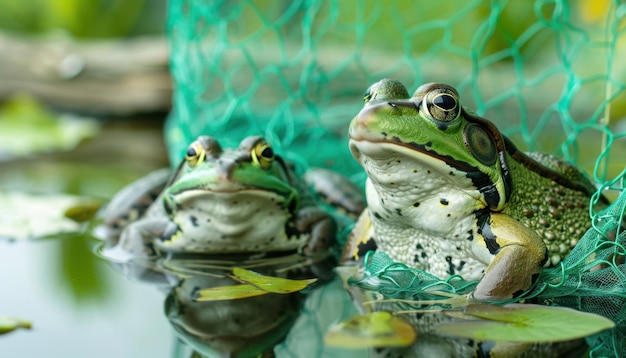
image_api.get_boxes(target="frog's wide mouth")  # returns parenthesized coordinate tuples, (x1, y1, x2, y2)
(349, 138, 480, 176)
(171, 186, 290, 204)
(168, 172, 296, 201)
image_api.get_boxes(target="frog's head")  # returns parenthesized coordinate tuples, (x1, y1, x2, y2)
(349, 79, 512, 210)
(163, 135, 299, 214)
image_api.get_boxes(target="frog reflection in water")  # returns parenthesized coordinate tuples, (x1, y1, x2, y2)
(102, 135, 345, 261)
(344, 79, 605, 301)
(164, 270, 301, 357)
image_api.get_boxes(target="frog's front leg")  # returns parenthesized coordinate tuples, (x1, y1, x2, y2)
(340, 209, 377, 265)
(473, 212, 548, 301)
(99, 168, 171, 246)
(114, 217, 178, 259)
(294, 207, 338, 257)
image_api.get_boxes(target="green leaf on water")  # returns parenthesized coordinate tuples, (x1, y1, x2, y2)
(230, 267, 317, 294)
(435, 303, 615, 342)
(195, 283, 269, 302)
(194, 268, 318, 301)
(324, 311, 417, 349)
(0, 317, 32, 335)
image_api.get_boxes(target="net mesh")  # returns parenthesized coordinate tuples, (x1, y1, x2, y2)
(166, 0, 626, 356)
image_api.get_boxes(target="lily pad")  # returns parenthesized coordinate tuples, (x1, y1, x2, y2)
(0, 191, 98, 240)
(229, 267, 317, 294)
(195, 284, 269, 302)
(0, 317, 32, 335)
(324, 311, 417, 349)
(435, 304, 615, 343)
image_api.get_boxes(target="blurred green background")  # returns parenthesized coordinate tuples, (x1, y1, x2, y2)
(0, 0, 166, 37)
(0, 1, 172, 357)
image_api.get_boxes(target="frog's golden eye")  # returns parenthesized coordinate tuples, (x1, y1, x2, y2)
(251, 141, 275, 169)
(464, 123, 497, 166)
(423, 87, 460, 123)
(185, 141, 206, 167)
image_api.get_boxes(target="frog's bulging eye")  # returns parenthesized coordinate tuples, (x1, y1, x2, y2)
(463, 123, 497, 166)
(363, 84, 376, 103)
(423, 88, 460, 123)
(364, 79, 410, 104)
(185, 141, 206, 167)
(251, 141, 275, 169)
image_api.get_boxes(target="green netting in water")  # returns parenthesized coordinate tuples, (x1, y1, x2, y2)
(352, 187, 626, 357)
(165, 0, 626, 356)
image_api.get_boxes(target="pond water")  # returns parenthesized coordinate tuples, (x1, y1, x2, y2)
(0, 237, 172, 357)
(0, 231, 365, 357)
(0, 119, 365, 357)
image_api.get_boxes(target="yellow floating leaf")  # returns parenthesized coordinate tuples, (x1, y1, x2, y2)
(195, 284, 269, 302)
(324, 311, 416, 349)
(64, 199, 103, 223)
(0, 316, 32, 335)
(230, 267, 317, 294)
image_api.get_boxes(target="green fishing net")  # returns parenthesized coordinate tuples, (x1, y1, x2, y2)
(165, 0, 626, 356)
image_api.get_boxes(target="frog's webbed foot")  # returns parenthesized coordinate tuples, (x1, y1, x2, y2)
(294, 207, 338, 257)
(114, 217, 173, 260)
(473, 213, 548, 301)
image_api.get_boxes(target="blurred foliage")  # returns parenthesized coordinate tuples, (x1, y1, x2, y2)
(0, 0, 166, 37)
(319, 0, 549, 59)
(0, 93, 167, 198)
(0, 94, 100, 159)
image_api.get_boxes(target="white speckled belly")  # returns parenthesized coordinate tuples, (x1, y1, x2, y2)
(159, 190, 302, 253)
(371, 215, 488, 281)
(358, 143, 494, 281)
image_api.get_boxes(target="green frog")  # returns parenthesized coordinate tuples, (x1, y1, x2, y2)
(101, 135, 344, 260)
(343, 79, 604, 301)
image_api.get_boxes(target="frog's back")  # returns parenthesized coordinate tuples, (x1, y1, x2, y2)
(504, 150, 600, 265)
(526, 152, 598, 195)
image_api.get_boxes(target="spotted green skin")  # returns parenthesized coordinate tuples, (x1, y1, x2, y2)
(102, 135, 338, 259)
(345, 79, 600, 301)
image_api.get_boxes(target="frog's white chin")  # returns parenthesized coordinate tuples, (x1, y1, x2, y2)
(350, 139, 474, 189)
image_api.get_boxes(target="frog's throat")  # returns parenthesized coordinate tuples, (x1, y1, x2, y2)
(350, 138, 508, 210)
(162, 190, 298, 254)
